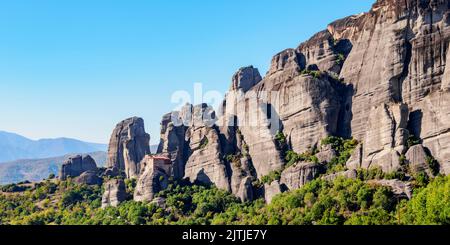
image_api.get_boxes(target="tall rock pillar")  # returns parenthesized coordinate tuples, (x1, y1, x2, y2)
(106, 117, 150, 179)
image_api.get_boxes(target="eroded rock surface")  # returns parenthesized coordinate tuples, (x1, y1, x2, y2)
(281, 162, 320, 190)
(148, 0, 450, 203)
(322, 170, 358, 182)
(75, 171, 102, 186)
(134, 155, 172, 203)
(235, 176, 254, 203)
(264, 181, 283, 204)
(59, 155, 97, 181)
(101, 179, 127, 208)
(107, 117, 150, 179)
(368, 179, 413, 199)
(405, 145, 433, 176)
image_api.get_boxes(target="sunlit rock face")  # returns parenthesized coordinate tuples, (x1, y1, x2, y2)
(154, 0, 450, 204)
(101, 179, 127, 208)
(134, 155, 172, 203)
(106, 117, 150, 179)
(59, 155, 97, 181)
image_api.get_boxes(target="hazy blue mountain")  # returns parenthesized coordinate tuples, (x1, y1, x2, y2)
(0, 151, 107, 185)
(0, 131, 107, 162)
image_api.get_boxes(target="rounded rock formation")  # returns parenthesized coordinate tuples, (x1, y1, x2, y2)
(106, 117, 151, 179)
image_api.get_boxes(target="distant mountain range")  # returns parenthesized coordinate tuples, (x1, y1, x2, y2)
(0, 131, 107, 163)
(0, 152, 107, 185)
(0, 130, 160, 184)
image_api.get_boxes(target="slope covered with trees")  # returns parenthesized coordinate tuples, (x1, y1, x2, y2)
(1, 173, 448, 225)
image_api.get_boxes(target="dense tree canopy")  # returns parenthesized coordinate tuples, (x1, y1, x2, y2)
(1, 175, 449, 225)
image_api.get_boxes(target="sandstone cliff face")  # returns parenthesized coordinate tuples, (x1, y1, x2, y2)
(264, 181, 282, 204)
(335, 0, 450, 174)
(101, 179, 127, 208)
(183, 104, 231, 192)
(280, 162, 320, 191)
(150, 0, 450, 203)
(157, 113, 188, 179)
(157, 104, 231, 192)
(59, 155, 97, 181)
(106, 117, 151, 179)
(231, 66, 263, 93)
(75, 171, 102, 186)
(134, 155, 171, 202)
(368, 179, 413, 199)
(405, 144, 434, 176)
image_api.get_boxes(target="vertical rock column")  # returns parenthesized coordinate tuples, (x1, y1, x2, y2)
(106, 117, 151, 179)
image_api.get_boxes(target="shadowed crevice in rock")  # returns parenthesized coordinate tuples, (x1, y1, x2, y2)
(97, 0, 450, 206)
(407, 109, 423, 139)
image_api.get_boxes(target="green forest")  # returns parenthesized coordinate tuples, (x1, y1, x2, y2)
(1, 173, 449, 225)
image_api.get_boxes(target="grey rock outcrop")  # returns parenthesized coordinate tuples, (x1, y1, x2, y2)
(316, 144, 337, 163)
(233, 157, 256, 200)
(101, 167, 121, 178)
(414, 92, 450, 175)
(59, 155, 97, 181)
(335, 0, 449, 175)
(158, 104, 230, 192)
(368, 179, 413, 200)
(231, 66, 262, 93)
(101, 179, 127, 208)
(322, 169, 358, 182)
(264, 180, 283, 204)
(235, 176, 254, 203)
(359, 103, 409, 173)
(106, 117, 151, 179)
(134, 155, 172, 203)
(346, 144, 363, 170)
(280, 162, 320, 190)
(405, 145, 433, 176)
(150, 0, 450, 204)
(157, 112, 188, 179)
(75, 171, 102, 186)
(184, 123, 230, 191)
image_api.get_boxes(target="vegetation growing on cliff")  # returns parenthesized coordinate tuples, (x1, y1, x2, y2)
(1, 175, 449, 225)
(321, 136, 358, 174)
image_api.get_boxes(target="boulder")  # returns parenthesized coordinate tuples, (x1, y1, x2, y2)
(235, 176, 254, 203)
(75, 171, 102, 186)
(346, 144, 363, 170)
(264, 180, 283, 204)
(363, 149, 402, 174)
(316, 144, 337, 163)
(405, 145, 433, 176)
(322, 169, 358, 182)
(368, 179, 413, 200)
(101, 179, 127, 208)
(106, 117, 151, 179)
(280, 162, 320, 191)
(59, 155, 97, 180)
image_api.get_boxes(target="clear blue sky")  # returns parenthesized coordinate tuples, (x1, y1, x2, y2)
(0, 0, 373, 144)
